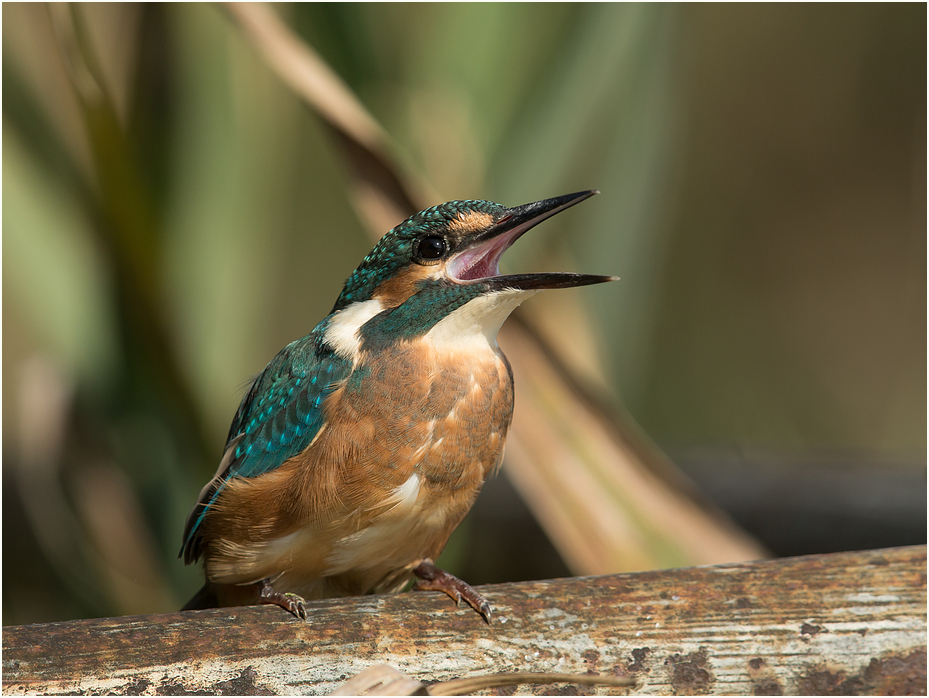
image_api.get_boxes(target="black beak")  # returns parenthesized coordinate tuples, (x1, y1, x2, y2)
(450, 190, 619, 291)
(498, 189, 599, 232)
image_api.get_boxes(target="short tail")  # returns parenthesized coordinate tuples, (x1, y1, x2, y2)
(181, 584, 219, 611)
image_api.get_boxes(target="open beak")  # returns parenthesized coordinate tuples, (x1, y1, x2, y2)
(448, 190, 619, 291)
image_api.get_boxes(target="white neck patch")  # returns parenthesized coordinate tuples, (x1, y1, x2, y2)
(423, 288, 537, 353)
(323, 299, 384, 361)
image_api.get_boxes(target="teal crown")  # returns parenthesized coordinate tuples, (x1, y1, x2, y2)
(332, 200, 506, 311)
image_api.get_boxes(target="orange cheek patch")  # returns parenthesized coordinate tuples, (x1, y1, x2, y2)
(372, 265, 439, 307)
(448, 210, 495, 235)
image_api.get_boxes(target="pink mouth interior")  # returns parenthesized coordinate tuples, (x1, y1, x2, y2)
(449, 225, 523, 282)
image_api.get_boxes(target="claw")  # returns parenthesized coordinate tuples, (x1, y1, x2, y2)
(413, 559, 492, 623)
(259, 579, 309, 621)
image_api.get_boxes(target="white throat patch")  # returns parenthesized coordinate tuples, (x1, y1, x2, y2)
(323, 299, 384, 361)
(423, 288, 537, 353)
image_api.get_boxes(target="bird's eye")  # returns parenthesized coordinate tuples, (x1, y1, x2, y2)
(416, 236, 447, 262)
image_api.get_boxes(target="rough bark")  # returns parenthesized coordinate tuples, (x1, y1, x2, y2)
(3, 546, 925, 695)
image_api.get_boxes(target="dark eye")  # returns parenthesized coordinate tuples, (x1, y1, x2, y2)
(416, 236, 447, 261)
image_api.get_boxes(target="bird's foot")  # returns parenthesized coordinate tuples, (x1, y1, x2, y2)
(259, 578, 308, 621)
(413, 559, 492, 623)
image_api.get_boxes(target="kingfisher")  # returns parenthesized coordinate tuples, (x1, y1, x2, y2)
(180, 190, 616, 622)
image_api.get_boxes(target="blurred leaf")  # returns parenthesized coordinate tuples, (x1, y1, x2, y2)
(502, 325, 763, 572)
(223, 2, 431, 233)
(2, 125, 117, 384)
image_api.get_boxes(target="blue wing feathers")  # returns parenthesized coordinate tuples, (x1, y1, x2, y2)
(180, 330, 350, 560)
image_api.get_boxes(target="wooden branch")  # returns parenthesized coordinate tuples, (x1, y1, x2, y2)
(3, 546, 925, 696)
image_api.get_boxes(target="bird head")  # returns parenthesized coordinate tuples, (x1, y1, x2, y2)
(323, 191, 616, 358)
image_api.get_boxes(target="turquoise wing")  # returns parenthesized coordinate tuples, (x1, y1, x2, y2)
(180, 332, 351, 562)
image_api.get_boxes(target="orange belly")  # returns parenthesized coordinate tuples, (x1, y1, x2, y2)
(197, 341, 514, 598)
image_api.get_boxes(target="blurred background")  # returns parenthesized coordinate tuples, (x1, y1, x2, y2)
(3, 3, 925, 625)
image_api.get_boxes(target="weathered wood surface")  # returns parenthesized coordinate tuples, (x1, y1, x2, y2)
(3, 546, 925, 696)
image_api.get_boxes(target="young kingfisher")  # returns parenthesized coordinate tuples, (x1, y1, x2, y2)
(180, 190, 616, 622)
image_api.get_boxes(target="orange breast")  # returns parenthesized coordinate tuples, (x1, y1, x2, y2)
(199, 340, 514, 597)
